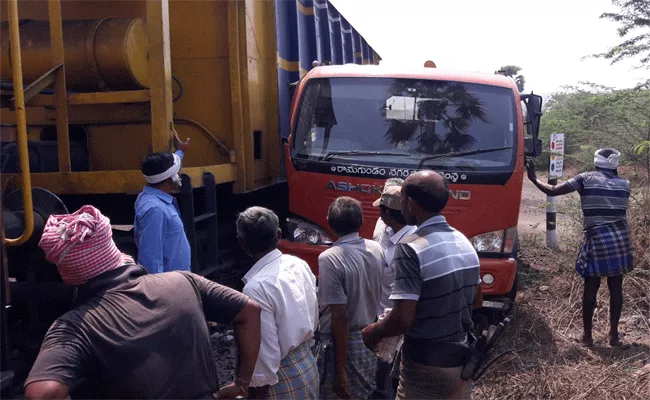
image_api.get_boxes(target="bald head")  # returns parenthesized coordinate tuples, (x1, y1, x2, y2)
(402, 171, 449, 214)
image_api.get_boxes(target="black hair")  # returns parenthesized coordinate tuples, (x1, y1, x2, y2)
(379, 205, 406, 225)
(327, 196, 363, 236)
(403, 172, 449, 214)
(141, 152, 174, 177)
(236, 207, 280, 253)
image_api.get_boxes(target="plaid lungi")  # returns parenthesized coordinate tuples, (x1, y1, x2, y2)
(266, 340, 319, 399)
(575, 220, 634, 278)
(315, 330, 377, 399)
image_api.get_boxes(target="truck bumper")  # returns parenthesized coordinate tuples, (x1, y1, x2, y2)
(478, 257, 517, 297)
(278, 241, 518, 297)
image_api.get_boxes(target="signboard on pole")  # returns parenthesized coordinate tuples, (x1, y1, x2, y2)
(549, 133, 565, 178)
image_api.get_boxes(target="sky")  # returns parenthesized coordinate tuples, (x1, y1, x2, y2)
(331, 0, 648, 96)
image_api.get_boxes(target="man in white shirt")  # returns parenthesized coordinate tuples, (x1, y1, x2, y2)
(372, 183, 416, 399)
(237, 207, 319, 399)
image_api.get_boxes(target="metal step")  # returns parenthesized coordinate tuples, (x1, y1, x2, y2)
(1, 370, 14, 391)
(194, 212, 217, 223)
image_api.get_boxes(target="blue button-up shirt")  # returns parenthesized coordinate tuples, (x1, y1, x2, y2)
(134, 151, 191, 273)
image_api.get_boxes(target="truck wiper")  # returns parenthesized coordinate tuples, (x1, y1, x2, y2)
(322, 150, 412, 161)
(416, 146, 513, 169)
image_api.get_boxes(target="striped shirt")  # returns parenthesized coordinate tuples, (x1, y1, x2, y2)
(566, 170, 630, 228)
(390, 215, 480, 343)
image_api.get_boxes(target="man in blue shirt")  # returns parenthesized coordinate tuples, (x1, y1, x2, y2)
(134, 132, 192, 273)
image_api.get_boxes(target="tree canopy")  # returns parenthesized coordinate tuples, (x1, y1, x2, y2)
(496, 65, 525, 92)
(539, 84, 650, 174)
(592, 0, 650, 69)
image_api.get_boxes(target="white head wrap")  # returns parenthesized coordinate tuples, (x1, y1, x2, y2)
(143, 153, 182, 185)
(594, 148, 620, 170)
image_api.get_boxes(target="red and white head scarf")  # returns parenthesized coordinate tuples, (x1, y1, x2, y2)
(39, 205, 134, 285)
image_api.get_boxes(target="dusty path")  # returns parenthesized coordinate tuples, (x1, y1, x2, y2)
(518, 177, 548, 237)
(518, 175, 581, 245)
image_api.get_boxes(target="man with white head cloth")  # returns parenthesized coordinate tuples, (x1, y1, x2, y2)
(526, 148, 633, 347)
(134, 131, 192, 273)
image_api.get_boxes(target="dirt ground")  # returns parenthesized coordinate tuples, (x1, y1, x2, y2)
(474, 178, 650, 399)
(211, 328, 237, 387)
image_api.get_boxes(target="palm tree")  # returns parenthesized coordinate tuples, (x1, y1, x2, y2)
(496, 65, 525, 92)
(381, 79, 487, 155)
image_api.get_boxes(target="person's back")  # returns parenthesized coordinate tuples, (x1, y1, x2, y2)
(318, 236, 383, 333)
(316, 197, 383, 400)
(568, 170, 630, 228)
(396, 217, 479, 345)
(526, 149, 633, 349)
(361, 171, 479, 400)
(247, 253, 317, 350)
(28, 265, 243, 399)
(237, 207, 319, 399)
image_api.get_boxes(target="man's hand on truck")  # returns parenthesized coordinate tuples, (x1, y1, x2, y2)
(173, 128, 190, 152)
(525, 158, 537, 181)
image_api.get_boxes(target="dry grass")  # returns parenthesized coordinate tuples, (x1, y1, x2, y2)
(474, 186, 650, 399)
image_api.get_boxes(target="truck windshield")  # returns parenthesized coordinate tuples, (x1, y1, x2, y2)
(292, 77, 517, 170)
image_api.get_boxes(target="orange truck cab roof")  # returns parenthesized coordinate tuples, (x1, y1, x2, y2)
(305, 65, 518, 90)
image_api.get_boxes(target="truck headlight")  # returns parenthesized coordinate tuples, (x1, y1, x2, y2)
(286, 218, 333, 245)
(470, 227, 517, 255)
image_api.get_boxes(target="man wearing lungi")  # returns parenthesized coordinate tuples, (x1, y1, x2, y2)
(526, 148, 633, 347)
(317, 197, 384, 399)
(362, 171, 480, 399)
(237, 207, 319, 399)
(24, 205, 262, 400)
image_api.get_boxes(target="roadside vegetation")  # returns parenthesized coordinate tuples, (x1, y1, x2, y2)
(476, 1, 649, 397)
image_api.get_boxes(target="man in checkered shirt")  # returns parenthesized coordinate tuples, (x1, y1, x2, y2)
(526, 148, 633, 347)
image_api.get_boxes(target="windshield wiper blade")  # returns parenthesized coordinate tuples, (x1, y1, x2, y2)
(416, 146, 513, 169)
(322, 150, 412, 161)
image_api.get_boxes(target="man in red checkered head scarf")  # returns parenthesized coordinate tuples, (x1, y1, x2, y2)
(27, 205, 262, 400)
(39, 205, 133, 285)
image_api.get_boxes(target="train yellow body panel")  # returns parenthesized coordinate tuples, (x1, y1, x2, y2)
(1, 0, 285, 195)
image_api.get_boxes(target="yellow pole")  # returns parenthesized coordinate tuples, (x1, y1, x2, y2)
(5, 0, 35, 246)
(146, 0, 174, 153)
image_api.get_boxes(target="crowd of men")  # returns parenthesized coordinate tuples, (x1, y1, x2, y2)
(20, 128, 635, 399)
(23, 136, 482, 399)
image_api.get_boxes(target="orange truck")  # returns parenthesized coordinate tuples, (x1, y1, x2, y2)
(278, 64, 543, 311)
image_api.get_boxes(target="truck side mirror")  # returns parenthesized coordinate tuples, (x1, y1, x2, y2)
(521, 93, 543, 157)
(524, 137, 543, 157)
